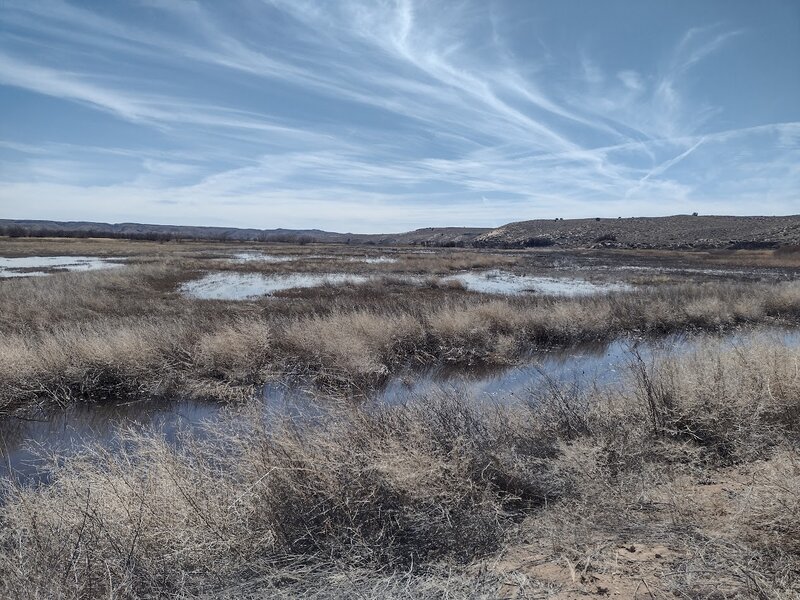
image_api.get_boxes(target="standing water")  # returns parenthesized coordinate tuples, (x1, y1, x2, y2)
(2, 328, 799, 484)
(0, 256, 126, 278)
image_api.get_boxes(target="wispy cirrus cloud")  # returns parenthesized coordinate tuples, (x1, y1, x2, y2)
(0, 0, 797, 230)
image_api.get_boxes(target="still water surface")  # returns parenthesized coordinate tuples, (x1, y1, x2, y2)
(3, 327, 797, 484)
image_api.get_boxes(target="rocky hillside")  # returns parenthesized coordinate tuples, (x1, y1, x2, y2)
(359, 227, 490, 246)
(474, 215, 800, 249)
(3, 215, 799, 250)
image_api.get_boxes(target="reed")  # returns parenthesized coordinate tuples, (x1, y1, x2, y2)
(1, 340, 798, 598)
(2, 260, 800, 412)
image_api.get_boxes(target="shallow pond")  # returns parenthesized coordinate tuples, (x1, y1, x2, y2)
(352, 256, 398, 264)
(3, 327, 798, 484)
(0, 399, 220, 486)
(0, 256, 126, 278)
(181, 271, 370, 300)
(230, 252, 397, 265)
(443, 270, 632, 296)
(182, 269, 629, 300)
(231, 252, 311, 263)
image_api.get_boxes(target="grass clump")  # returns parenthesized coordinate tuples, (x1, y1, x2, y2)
(0, 398, 562, 598)
(2, 340, 800, 597)
(2, 258, 800, 412)
(282, 310, 425, 380)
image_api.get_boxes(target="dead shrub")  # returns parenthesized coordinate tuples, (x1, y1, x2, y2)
(193, 320, 273, 382)
(281, 310, 424, 378)
(628, 339, 800, 462)
(736, 450, 800, 559)
(0, 396, 564, 598)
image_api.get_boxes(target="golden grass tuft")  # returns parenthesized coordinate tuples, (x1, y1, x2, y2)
(2, 341, 800, 597)
(282, 310, 425, 377)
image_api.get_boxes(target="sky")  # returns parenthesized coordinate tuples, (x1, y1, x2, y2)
(0, 1, 798, 233)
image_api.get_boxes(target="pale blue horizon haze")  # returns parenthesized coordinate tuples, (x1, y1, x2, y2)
(0, 0, 798, 233)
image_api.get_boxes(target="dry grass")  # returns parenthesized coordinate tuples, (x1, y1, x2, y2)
(4, 241, 800, 598)
(1, 341, 799, 598)
(0, 236, 179, 257)
(488, 340, 800, 599)
(192, 320, 274, 382)
(0, 398, 560, 598)
(737, 450, 800, 559)
(283, 310, 425, 380)
(599, 247, 800, 270)
(2, 257, 800, 412)
(204, 250, 515, 276)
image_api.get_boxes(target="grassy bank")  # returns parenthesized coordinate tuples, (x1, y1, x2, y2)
(2, 261, 800, 411)
(1, 340, 798, 598)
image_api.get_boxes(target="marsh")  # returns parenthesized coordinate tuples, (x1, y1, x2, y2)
(1, 237, 799, 599)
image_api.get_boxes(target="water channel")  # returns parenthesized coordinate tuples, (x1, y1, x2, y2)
(3, 327, 797, 484)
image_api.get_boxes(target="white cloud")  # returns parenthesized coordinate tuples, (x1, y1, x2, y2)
(0, 1, 796, 229)
(617, 70, 644, 92)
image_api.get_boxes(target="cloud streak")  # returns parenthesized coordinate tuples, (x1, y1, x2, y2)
(0, 0, 797, 230)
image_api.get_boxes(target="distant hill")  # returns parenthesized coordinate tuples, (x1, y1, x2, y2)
(0, 219, 352, 244)
(359, 227, 491, 247)
(2, 215, 799, 249)
(0, 219, 491, 247)
(474, 215, 800, 250)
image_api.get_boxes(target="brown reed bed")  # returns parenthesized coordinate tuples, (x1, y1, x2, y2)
(1, 340, 798, 598)
(1, 258, 800, 412)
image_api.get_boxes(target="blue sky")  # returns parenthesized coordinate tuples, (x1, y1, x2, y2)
(0, 1, 798, 233)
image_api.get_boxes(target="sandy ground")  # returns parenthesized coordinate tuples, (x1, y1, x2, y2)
(484, 457, 792, 599)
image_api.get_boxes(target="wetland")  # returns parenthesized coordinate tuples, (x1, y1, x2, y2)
(1, 236, 799, 599)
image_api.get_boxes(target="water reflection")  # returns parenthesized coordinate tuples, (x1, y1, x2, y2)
(0, 256, 127, 278)
(442, 270, 632, 296)
(2, 327, 799, 484)
(181, 269, 631, 301)
(0, 398, 218, 484)
(181, 271, 370, 300)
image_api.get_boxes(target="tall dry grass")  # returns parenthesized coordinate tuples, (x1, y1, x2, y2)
(0, 398, 561, 598)
(2, 263, 800, 411)
(282, 310, 426, 388)
(1, 340, 799, 598)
